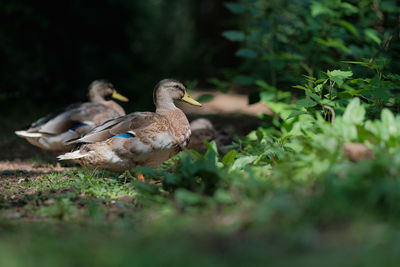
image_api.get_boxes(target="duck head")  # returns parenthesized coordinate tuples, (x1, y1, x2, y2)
(153, 79, 202, 110)
(88, 79, 129, 103)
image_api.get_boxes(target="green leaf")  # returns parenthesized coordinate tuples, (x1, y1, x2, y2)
(320, 99, 336, 106)
(255, 128, 263, 142)
(364, 29, 381, 45)
(260, 91, 275, 102)
(205, 141, 218, 155)
(314, 37, 350, 53)
(287, 110, 308, 119)
(235, 48, 257, 59)
(335, 20, 359, 37)
(188, 149, 203, 159)
(224, 2, 246, 14)
(343, 98, 365, 125)
(231, 156, 258, 170)
(381, 109, 397, 135)
(296, 98, 317, 108)
(311, 2, 334, 17)
(328, 70, 353, 87)
(222, 30, 245, 42)
(314, 84, 323, 93)
(293, 85, 308, 90)
(310, 93, 321, 102)
(339, 2, 358, 14)
(222, 150, 237, 166)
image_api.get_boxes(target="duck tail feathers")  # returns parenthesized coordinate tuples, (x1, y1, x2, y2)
(57, 150, 89, 160)
(15, 130, 42, 138)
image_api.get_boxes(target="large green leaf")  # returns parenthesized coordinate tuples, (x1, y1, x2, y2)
(328, 70, 353, 87)
(343, 98, 365, 125)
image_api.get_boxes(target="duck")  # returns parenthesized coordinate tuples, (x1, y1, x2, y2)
(57, 79, 202, 174)
(15, 80, 129, 152)
(187, 118, 234, 153)
(187, 118, 217, 152)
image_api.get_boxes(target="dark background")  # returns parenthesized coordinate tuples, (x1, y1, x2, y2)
(0, 0, 237, 112)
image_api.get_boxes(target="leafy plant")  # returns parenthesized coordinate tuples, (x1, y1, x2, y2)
(222, 0, 400, 104)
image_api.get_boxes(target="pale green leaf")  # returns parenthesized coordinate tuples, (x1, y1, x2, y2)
(381, 108, 397, 135)
(231, 156, 258, 170)
(329, 70, 353, 87)
(343, 98, 365, 125)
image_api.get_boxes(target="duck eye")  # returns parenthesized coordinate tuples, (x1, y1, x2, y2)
(174, 85, 181, 89)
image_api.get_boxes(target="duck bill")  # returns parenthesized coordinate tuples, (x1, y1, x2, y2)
(112, 89, 129, 102)
(181, 92, 202, 107)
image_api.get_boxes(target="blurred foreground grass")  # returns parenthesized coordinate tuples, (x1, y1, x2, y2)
(1, 158, 400, 266)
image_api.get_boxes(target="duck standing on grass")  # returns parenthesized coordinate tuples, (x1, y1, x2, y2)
(58, 79, 202, 178)
(15, 80, 129, 152)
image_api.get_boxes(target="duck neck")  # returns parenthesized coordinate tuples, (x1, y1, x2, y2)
(154, 95, 177, 110)
(90, 95, 125, 116)
(90, 94, 105, 103)
(104, 100, 126, 116)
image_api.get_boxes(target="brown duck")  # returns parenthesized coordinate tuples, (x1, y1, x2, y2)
(15, 80, 128, 152)
(58, 79, 202, 173)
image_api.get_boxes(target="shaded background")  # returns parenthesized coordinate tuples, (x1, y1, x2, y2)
(0, 0, 237, 112)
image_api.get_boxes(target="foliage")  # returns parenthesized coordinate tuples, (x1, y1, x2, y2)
(289, 65, 400, 119)
(222, 0, 400, 93)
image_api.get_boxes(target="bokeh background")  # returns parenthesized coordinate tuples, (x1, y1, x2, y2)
(0, 0, 236, 112)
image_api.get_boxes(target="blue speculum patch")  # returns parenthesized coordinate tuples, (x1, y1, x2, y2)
(70, 122, 87, 131)
(112, 133, 135, 138)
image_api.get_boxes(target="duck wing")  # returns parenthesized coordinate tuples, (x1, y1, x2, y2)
(71, 112, 169, 144)
(30, 102, 120, 135)
(29, 103, 81, 132)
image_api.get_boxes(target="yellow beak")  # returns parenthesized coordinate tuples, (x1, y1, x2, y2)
(181, 91, 202, 107)
(112, 89, 129, 102)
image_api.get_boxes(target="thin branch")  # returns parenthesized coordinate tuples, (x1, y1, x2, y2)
(369, 15, 400, 67)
